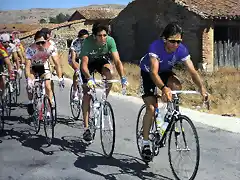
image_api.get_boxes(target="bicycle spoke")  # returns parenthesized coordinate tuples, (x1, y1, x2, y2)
(100, 101, 115, 158)
(70, 84, 81, 120)
(43, 96, 54, 145)
(168, 115, 200, 180)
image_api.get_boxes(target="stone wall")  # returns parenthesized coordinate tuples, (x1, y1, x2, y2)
(111, 0, 207, 68)
(21, 21, 93, 51)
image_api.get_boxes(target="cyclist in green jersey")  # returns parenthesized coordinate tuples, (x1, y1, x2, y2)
(80, 22, 128, 142)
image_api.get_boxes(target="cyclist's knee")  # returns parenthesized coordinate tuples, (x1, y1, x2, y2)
(146, 104, 155, 116)
(102, 67, 112, 80)
(167, 76, 182, 90)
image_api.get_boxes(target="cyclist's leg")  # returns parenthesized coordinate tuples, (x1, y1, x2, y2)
(96, 59, 112, 97)
(0, 65, 5, 96)
(81, 61, 95, 142)
(72, 59, 80, 100)
(140, 70, 157, 157)
(159, 72, 182, 102)
(26, 67, 36, 115)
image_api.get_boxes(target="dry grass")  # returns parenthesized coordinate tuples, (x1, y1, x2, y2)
(59, 51, 240, 117)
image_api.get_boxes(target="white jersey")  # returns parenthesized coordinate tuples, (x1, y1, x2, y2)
(7, 43, 17, 54)
(68, 38, 83, 63)
(25, 41, 57, 68)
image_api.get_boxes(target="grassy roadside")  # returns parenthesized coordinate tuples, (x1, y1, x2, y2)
(59, 51, 240, 117)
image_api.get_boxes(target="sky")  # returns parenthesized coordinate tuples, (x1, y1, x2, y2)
(0, 0, 131, 10)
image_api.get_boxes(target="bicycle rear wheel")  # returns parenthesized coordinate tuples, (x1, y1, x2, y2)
(43, 95, 54, 145)
(100, 101, 115, 158)
(32, 90, 40, 134)
(69, 84, 82, 120)
(52, 91, 57, 126)
(168, 115, 200, 180)
(0, 99, 4, 134)
(3, 82, 11, 117)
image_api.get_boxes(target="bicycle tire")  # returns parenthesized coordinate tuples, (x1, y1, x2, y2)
(16, 75, 21, 96)
(100, 101, 115, 158)
(0, 99, 4, 134)
(136, 104, 148, 159)
(69, 84, 81, 120)
(43, 95, 54, 145)
(4, 82, 11, 117)
(52, 91, 57, 126)
(32, 89, 41, 134)
(168, 115, 200, 180)
(11, 80, 18, 104)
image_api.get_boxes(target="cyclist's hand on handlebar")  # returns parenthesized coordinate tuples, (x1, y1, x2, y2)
(59, 77, 65, 88)
(162, 86, 172, 101)
(199, 87, 209, 102)
(121, 76, 128, 87)
(87, 77, 96, 89)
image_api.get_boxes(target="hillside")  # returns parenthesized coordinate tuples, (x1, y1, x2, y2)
(0, 4, 126, 24)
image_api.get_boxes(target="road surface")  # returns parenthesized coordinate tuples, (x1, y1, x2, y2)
(0, 78, 240, 180)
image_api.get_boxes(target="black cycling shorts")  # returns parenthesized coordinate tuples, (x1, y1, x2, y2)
(81, 58, 110, 83)
(32, 65, 47, 78)
(140, 70, 176, 98)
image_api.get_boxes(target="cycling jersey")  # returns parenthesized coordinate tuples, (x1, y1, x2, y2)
(70, 38, 83, 56)
(25, 41, 57, 68)
(80, 35, 117, 61)
(68, 38, 84, 63)
(6, 43, 17, 55)
(139, 39, 190, 73)
(0, 43, 8, 65)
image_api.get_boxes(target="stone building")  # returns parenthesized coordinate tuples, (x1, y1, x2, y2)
(111, 0, 240, 71)
(19, 20, 89, 50)
(68, 8, 123, 28)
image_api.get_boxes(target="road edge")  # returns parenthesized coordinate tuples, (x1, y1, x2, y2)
(61, 76, 240, 134)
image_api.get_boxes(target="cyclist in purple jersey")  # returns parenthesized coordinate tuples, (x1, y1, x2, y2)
(139, 23, 209, 160)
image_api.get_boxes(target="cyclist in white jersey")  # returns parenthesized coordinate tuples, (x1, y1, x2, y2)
(68, 29, 89, 101)
(25, 30, 64, 115)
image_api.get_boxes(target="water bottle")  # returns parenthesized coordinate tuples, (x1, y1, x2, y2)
(156, 103, 168, 135)
(93, 102, 100, 127)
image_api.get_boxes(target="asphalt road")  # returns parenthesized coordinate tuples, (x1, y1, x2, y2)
(0, 78, 240, 180)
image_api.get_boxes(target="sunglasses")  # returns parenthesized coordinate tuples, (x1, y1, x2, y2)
(168, 39, 182, 44)
(2, 41, 10, 43)
(97, 34, 107, 37)
(36, 41, 45, 45)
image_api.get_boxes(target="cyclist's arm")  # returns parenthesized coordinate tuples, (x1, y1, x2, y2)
(70, 50, 79, 70)
(0, 49, 13, 72)
(4, 57, 13, 72)
(25, 47, 32, 78)
(183, 58, 205, 90)
(25, 59, 31, 78)
(51, 52, 62, 79)
(109, 37, 125, 78)
(149, 56, 165, 90)
(80, 40, 91, 79)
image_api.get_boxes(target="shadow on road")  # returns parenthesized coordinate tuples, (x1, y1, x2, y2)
(74, 151, 173, 180)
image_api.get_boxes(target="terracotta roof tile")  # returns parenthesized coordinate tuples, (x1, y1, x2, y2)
(175, 0, 240, 19)
(75, 8, 122, 20)
(19, 20, 84, 39)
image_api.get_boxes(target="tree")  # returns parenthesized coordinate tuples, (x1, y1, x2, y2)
(39, 18, 47, 24)
(49, 13, 70, 24)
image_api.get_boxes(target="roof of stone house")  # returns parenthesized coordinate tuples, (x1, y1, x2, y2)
(0, 24, 41, 33)
(18, 20, 84, 39)
(71, 8, 122, 20)
(175, 0, 240, 19)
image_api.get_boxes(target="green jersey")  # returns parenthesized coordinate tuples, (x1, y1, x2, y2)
(80, 35, 117, 61)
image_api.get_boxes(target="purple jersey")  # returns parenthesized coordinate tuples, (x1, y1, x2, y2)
(139, 39, 190, 73)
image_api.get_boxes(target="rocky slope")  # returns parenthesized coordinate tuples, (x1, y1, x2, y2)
(0, 4, 126, 24)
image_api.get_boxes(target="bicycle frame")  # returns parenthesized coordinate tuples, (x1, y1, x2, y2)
(153, 90, 202, 147)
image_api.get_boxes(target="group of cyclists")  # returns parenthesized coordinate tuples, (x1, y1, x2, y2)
(0, 21, 209, 161)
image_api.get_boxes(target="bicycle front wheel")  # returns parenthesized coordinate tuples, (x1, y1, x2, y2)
(168, 115, 200, 180)
(43, 95, 54, 145)
(69, 84, 82, 120)
(100, 101, 115, 158)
